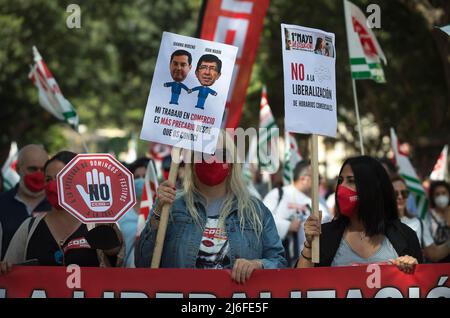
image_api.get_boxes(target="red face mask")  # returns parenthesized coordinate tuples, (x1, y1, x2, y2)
(194, 161, 230, 186)
(24, 171, 45, 192)
(337, 185, 359, 218)
(45, 180, 62, 210)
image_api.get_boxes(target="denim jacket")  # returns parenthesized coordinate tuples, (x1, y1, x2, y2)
(135, 193, 287, 269)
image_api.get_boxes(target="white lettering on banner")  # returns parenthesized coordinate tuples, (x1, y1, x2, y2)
(290, 291, 301, 298)
(215, 17, 249, 59)
(409, 287, 420, 298)
(374, 287, 403, 298)
(121, 292, 148, 298)
(426, 276, 450, 298)
(156, 293, 184, 298)
(346, 289, 363, 298)
(221, 0, 253, 14)
(31, 290, 47, 298)
(188, 293, 217, 298)
(73, 291, 85, 298)
(3, 284, 450, 298)
(307, 290, 336, 298)
(103, 291, 115, 298)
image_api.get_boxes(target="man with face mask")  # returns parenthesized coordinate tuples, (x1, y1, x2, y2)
(0, 144, 50, 259)
(263, 160, 331, 266)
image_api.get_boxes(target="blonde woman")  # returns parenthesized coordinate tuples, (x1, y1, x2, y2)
(135, 132, 287, 283)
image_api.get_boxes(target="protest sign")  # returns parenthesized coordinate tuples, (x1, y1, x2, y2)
(281, 24, 337, 263)
(140, 32, 238, 154)
(281, 24, 337, 138)
(57, 154, 136, 223)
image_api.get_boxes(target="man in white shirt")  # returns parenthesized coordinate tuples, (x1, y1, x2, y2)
(263, 160, 331, 266)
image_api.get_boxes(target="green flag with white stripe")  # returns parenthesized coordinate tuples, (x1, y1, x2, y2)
(391, 128, 429, 219)
(283, 131, 302, 186)
(258, 86, 279, 174)
(344, 0, 387, 83)
(29, 46, 79, 131)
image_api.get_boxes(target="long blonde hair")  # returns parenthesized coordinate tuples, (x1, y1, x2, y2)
(183, 131, 263, 238)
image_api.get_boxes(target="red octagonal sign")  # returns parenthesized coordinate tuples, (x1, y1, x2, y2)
(57, 154, 136, 223)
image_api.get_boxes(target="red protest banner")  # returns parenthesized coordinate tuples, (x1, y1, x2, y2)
(0, 264, 448, 298)
(199, 0, 270, 128)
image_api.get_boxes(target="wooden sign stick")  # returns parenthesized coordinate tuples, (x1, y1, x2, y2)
(151, 147, 181, 268)
(310, 134, 320, 263)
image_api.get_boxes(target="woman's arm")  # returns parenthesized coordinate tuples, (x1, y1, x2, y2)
(297, 242, 315, 268)
(423, 242, 450, 262)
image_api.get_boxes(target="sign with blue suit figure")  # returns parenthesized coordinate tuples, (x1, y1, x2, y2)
(140, 32, 237, 154)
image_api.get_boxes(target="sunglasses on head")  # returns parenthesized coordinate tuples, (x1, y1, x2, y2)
(395, 190, 409, 199)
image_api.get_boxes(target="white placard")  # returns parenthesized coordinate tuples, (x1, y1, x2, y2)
(140, 32, 238, 154)
(281, 24, 337, 138)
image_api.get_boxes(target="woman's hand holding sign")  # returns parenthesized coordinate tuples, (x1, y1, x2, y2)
(76, 168, 113, 212)
(155, 180, 177, 211)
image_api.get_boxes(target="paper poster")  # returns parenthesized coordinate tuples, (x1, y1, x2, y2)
(140, 32, 238, 154)
(281, 24, 337, 138)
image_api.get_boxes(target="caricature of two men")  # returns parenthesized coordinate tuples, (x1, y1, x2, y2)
(164, 50, 221, 109)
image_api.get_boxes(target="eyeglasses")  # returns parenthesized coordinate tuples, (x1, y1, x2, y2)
(395, 190, 409, 199)
(198, 65, 218, 72)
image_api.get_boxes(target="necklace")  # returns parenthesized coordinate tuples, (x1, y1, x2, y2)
(359, 232, 366, 240)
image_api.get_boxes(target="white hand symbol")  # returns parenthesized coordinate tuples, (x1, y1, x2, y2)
(76, 169, 113, 213)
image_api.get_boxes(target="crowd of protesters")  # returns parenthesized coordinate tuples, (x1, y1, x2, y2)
(0, 140, 449, 280)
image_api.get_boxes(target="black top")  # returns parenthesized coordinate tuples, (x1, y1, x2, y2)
(314, 218, 423, 267)
(0, 186, 51, 259)
(26, 219, 99, 267)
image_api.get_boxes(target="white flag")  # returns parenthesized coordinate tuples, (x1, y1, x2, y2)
(29, 46, 79, 130)
(1, 142, 20, 191)
(430, 145, 448, 181)
(136, 159, 159, 237)
(390, 128, 428, 219)
(344, 0, 387, 83)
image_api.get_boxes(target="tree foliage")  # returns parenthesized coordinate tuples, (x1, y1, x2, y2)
(0, 0, 448, 176)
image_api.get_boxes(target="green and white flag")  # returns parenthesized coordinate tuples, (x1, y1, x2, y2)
(283, 131, 302, 185)
(258, 86, 279, 174)
(28, 46, 79, 130)
(344, 0, 387, 83)
(390, 128, 428, 219)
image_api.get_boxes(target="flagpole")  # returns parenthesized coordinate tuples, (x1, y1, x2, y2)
(76, 130, 89, 153)
(351, 79, 365, 155)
